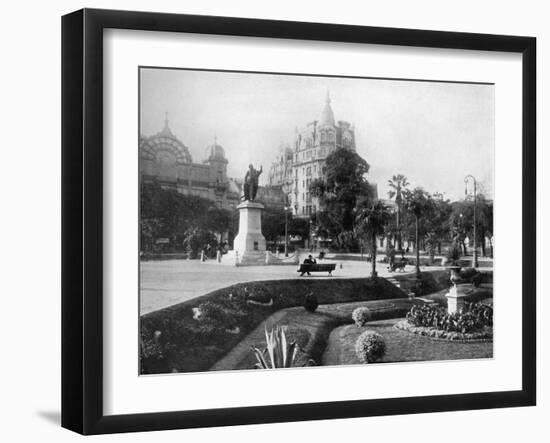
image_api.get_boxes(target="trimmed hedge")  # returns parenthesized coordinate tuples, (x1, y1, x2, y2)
(355, 331, 386, 363)
(352, 307, 372, 327)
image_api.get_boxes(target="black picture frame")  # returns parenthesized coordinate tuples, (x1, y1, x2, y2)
(62, 8, 536, 435)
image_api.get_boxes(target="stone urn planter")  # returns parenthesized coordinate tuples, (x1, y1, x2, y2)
(448, 265, 462, 287)
(445, 265, 466, 314)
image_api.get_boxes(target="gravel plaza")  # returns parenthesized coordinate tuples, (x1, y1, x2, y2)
(139, 254, 443, 315)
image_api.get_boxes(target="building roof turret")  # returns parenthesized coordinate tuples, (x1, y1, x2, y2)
(319, 89, 335, 127)
(157, 112, 175, 137)
(205, 135, 228, 163)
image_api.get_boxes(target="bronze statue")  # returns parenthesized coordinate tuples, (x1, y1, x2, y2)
(243, 164, 262, 201)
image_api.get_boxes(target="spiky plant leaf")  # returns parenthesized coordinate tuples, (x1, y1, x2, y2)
(252, 346, 269, 369)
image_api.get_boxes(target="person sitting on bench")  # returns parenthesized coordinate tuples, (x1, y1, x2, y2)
(301, 255, 317, 276)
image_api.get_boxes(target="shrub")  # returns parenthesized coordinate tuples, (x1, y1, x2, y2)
(139, 331, 175, 374)
(355, 331, 386, 363)
(406, 302, 493, 333)
(352, 307, 372, 327)
(304, 293, 319, 312)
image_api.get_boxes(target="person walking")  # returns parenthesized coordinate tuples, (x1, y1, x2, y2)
(388, 245, 396, 271)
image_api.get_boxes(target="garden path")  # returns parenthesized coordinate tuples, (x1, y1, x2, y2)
(209, 298, 416, 371)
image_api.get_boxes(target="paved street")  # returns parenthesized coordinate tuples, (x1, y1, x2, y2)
(139, 254, 438, 315)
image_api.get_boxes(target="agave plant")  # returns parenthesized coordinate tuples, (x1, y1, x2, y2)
(252, 326, 298, 369)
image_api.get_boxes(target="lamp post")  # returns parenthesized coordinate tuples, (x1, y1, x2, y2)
(309, 220, 314, 252)
(464, 175, 478, 268)
(284, 205, 290, 257)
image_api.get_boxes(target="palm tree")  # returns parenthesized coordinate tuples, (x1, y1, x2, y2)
(356, 201, 392, 278)
(403, 188, 434, 276)
(387, 174, 409, 251)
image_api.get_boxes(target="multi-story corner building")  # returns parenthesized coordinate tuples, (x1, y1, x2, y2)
(267, 92, 359, 217)
(139, 117, 241, 210)
(266, 143, 294, 200)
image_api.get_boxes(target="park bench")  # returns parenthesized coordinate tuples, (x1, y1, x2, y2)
(297, 263, 336, 276)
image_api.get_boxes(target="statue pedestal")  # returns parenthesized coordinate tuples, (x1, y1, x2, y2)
(233, 201, 266, 266)
(446, 284, 470, 314)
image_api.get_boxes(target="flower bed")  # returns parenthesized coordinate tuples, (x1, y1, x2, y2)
(395, 301, 494, 341)
(394, 319, 493, 341)
(406, 302, 493, 332)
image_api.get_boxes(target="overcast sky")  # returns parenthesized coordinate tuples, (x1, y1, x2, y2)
(140, 68, 494, 201)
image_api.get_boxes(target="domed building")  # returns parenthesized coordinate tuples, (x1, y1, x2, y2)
(139, 116, 240, 210)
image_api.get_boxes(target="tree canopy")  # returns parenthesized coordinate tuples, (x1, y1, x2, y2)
(355, 201, 393, 276)
(140, 181, 232, 254)
(310, 148, 372, 249)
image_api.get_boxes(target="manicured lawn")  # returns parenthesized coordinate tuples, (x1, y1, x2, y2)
(140, 277, 407, 374)
(322, 318, 493, 366)
(211, 298, 422, 371)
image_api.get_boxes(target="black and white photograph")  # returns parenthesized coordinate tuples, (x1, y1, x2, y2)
(1, 0, 545, 440)
(139, 68, 495, 375)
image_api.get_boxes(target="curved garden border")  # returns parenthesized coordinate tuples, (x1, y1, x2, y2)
(394, 319, 493, 342)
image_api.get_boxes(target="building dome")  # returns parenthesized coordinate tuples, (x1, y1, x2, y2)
(205, 137, 228, 163)
(319, 90, 335, 127)
(139, 115, 193, 164)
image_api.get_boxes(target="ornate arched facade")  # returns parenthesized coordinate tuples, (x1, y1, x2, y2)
(139, 120, 240, 210)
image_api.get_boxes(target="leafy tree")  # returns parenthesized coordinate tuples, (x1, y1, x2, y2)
(204, 207, 232, 243)
(262, 207, 287, 244)
(476, 195, 493, 257)
(261, 207, 311, 250)
(387, 174, 409, 250)
(448, 194, 493, 257)
(402, 188, 435, 275)
(355, 201, 392, 277)
(425, 192, 453, 260)
(448, 201, 471, 255)
(140, 218, 164, 252)
(140, 181, 232, 253)
(310, 148, 372, 250)
(182, 227, 217, 259)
